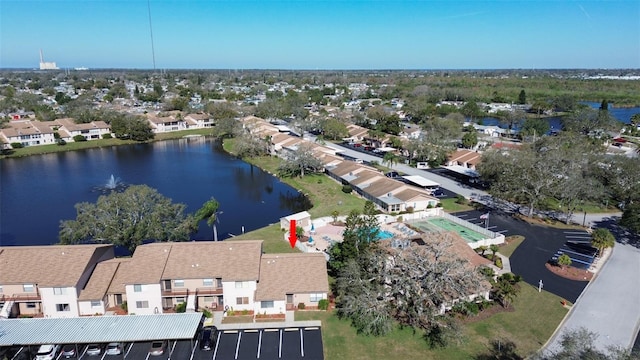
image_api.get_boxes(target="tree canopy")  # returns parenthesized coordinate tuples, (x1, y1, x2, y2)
(277, 142, 323, 178)
(59, 185, 196, 252)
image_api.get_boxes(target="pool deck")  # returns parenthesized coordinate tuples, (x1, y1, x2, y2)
(302, 221, 416, 253)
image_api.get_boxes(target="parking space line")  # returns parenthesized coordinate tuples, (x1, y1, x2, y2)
(498, 230, 509, 233)
(299, 329, 304, 358)
(168, 340, 177, 359)
(144, 351, 150, 360)
(79, 345, 88, 360)
(100, 350, 107, 360)
(189, 340, 198, 360)
(124, 343, 134, 359)
(11, 347, 24, 360)
(487, 226, 497, 230)
(56, 349, 64, 360)
(257, 330, 262, 359)
(278, 329, 283, 359)
(212, 331, 221, 360)
(235, 331, 242, 359)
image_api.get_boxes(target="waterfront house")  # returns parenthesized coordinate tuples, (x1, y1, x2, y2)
(52, 118, 112, 141)
(184, 113, 214, 128)
(0, 120, 57, 148)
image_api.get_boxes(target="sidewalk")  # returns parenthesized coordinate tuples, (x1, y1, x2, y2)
(545, 243, 640, 353)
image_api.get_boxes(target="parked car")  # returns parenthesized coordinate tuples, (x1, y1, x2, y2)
(199, 327, 217, 351)
(148, 341, 167, 356)
(85, 344, 102, 357)
(105, 343, 122, 356)
(61, 345, 77, 359)
(35, 345, 59, 360)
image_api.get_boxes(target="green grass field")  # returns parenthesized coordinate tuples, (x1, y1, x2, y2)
(500, 235, 525, 258)
(296, 284, 568, 359)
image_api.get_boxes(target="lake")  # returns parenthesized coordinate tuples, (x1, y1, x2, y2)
(471, 104, 640, 132)
(0, 137, 311, 247)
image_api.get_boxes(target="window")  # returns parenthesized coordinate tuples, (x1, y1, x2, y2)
(235, 281, 243, 289)
(133, 284, 142, 292)
(236, 297, 249, 305)
(56, 303, 70, 312)
(0, 285, 3, 293)
(216, 278, 223, 288)
(90, 301, 101, 307)
(203, 296, 215, 304)
(235, 281, 252, 289)
(203, 278, 213, 286)
(261, 301, 274, 308)
(53, 287, 66, 295)
(26, 302, 36, 308)
(310, 293, 324, 302)
(23, 284, 34, 292)
(136, 301, 149, 309)
(174, 279, 184, 288)
(175, 297, 185, 304)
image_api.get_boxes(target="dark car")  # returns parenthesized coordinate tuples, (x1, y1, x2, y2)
(148, 341, 167, 356)
(199, 327, 217, 351)
(61, 345, 77, 359)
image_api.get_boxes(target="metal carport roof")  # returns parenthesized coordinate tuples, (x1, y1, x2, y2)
(0, 313, 203, 346)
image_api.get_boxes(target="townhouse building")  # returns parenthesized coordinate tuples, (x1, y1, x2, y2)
(53, 118, 112, 141)
(0, 245, 115, 318)
(0, 120, 57, 148)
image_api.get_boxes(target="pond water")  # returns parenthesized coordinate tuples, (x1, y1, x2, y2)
(0, 137, 311, 247)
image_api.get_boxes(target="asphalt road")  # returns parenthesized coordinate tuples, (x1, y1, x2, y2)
(451, 210, 588, 303)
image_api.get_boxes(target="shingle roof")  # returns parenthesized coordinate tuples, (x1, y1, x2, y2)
(160, 241, 263, 281)
(255, 253, 329, 301)
(78, 258, 128, 301)
(116, 244, 172, 285)
(0, 245, 113, 287)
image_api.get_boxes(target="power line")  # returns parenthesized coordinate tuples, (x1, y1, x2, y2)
(147, 0, 156, 71)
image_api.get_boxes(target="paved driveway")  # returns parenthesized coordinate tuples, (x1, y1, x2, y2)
(452, 210, 588, 302)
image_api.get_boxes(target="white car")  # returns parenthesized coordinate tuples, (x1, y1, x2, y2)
(35, 345, 59, 360)
(105, 343, 122, 356)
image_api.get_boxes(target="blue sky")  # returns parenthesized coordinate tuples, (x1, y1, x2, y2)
(1, 0, 639, 69)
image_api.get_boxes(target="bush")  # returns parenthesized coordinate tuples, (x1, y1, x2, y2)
(121, 301, 128, 312)
(175, 302, 187, 313)
(201, 308, 212, 318)
(495, 257, 503, 269)
(427, 204, 434, 209)
(73, 135, 87, 142)
(341, 185, 352, 193)
(297, 302, 306, 310)
(455, 195, 467, 205)
(436, 202, 442, 207)
(10, 142, 23, 149)
(241, 309, 249, 315)
(318, 299, 329, 310)
(57, 139, 67, 146)
(406, 206, 414, 213)
(102, 133, 113, 139)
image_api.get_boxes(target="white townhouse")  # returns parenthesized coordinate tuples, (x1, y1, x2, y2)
(0, 245, 115, 318)
(0, 120, 57, 148)
(53, 118, 112, 141)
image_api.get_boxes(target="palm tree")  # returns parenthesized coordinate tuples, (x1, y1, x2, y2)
(591, 228, 615, 256)
(195, 197, 221, 241)
(490, 244, 499, 259)
(383, 152, 398, 169)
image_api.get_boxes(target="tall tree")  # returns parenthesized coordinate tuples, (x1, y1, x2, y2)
(518, 89, 526, 105)
(59, 185, 196, 253)
(277, 143, 323, 178)
(591, 228, 615, 256)
(195, 197, 221, 241)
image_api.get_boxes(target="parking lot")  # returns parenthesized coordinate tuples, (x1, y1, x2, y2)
(193, 327, 323, 360)
(3, 328, 323, 360)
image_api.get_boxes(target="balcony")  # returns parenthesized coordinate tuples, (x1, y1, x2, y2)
(11, 292, 41, 301)
(161, 289, 190, 297)
(195, 287, 223, 296)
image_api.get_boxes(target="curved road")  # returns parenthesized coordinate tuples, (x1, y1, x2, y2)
(326, 142, 640, 352)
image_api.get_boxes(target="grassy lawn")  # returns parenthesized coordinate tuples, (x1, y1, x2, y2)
(441, 198, 475, 212)
(230, 223, 299, 254)
(223, 139, 366, 218)
(296, 284, 567, 359)
(499, 235, 525, 258)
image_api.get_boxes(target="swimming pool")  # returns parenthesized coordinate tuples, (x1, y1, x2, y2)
(376, 230, 395, 240)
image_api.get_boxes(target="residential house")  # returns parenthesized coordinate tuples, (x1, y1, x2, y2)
(0, 245, 114, 318)
(184, 113, 214, 128)
(77, 258, 129, 316)
(255, 253, 329, 314)
(446, 149, 482, 170)
(53, 118, 111, 142)
(344, 124, 369, 142)
(147, 114, 187, 133)
(324, 161, 438, 212)
(0, 120, 57, 148)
